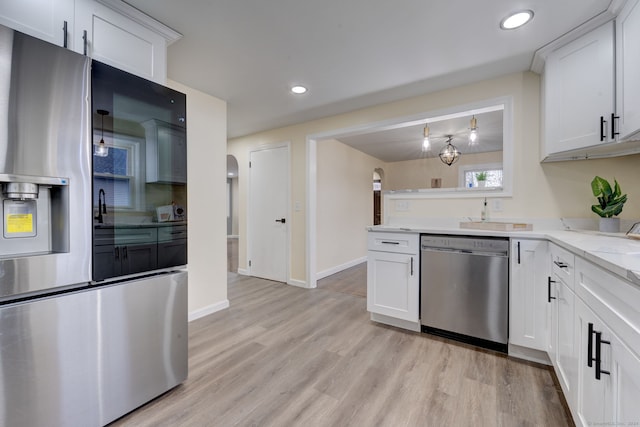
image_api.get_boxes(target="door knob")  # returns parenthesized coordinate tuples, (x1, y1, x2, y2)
(275, 218, 286, 224)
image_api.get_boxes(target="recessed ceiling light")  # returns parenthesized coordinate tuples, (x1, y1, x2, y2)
(500, 10, 534, 30)
(291, 85, 307, 94)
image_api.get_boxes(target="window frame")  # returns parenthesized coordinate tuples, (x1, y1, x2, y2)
(93, 132, 144, 211)
(458, 162, 504, 189)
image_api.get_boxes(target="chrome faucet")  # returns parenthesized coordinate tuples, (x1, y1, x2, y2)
(95, 188, 106, 223)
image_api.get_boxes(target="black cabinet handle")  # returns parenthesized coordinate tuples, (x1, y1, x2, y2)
(275, 218, 286, 224)
(83, 30, 88, 55)
(600, 116, 606, 141)
(595, 331, 611, 380)
(554, 260, 568, 269)
(410, 257, 414, 276)
(517, 241, 521, 264)
(588, 322, 595, 368)
(547, 277, 556, 303)
(63, 21, 68, 48)
(381, 241, 400, 245)
(611, 113, 620, 138)
(123, 246, 128, 260)
(115, 247, 120, 260)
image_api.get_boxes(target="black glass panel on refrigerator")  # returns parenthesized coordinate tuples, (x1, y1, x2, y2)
(91, 60, 187, 281)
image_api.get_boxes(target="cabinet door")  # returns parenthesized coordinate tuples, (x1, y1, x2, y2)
(75, 0, 167, 83)
(122, 243, 158, 276)
(93, 245, 120, 281)
(0, 0, 73, 48)
(616, 0, 640, 140)
(509, 239, 549, 350)
(157, 239, 187, 269)
(609, 333, 640, 425)
(556, 279, 578, 409)
(576, 298, 610, 427)
(544, 21, 615, 156)
(143, 120, 187, 184)
(367, 251, 418, 322)
(548, 277, 558, 365)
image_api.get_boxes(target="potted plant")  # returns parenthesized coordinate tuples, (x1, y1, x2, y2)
(476, 171, 487, 188)
(591, 176, 627, 233)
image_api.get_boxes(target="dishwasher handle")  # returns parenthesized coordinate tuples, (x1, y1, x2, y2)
(421, 246, 508, 257)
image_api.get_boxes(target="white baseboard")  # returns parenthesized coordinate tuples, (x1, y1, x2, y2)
(237, 268, 249, 276)
(188, 299, 230, 322)
(288, 278, 309, 288)
(316, 256, 367, 280)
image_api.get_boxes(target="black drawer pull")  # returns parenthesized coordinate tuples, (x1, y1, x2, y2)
(381, 241, 400, 245)
(600, 116, 606, 141)
(588, 322, 595, 368)
(547, 277, 556, 303)
(595, 331, 611, 380)
(554, 260, 568, 269)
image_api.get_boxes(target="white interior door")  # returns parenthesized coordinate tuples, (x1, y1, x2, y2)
(249, 145, 289, 282)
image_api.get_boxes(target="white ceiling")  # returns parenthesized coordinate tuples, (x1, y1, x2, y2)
(124, 0, 612, 139)
(335, 109, 503, 163)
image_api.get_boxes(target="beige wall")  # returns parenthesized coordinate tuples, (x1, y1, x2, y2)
(228, 71, 640, 285)
(168, 79, 228, 315)
(385, 151, 502, 190)
(317, 139, 384, 274)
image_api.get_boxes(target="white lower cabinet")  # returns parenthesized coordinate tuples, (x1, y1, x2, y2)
(509, 239, 549, 351)
(367, 232, 419, 326)
(556, 278, 578, 408)
(576, 298, 640, 426)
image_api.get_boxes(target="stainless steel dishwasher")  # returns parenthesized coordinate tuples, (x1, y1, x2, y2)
(420, 234, 509, 352)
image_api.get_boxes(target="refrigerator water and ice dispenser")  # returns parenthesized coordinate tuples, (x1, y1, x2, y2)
(0, 175, 70, 257)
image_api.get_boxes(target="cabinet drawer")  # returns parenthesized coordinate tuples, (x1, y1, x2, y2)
(551, 243, 575, 289)
(575, 257, 640, 358)
(367, 232, 419, 254)
(158, 225, 187, 242)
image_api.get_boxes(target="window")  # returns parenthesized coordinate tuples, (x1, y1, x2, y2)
(93, 134, 142, 210)
(459, 163, 503, 189)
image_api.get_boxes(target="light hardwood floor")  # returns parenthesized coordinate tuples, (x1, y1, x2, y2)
(110, 269, 572, 427)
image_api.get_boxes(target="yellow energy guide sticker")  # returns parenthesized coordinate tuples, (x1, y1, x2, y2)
(7, 214, 34, 233)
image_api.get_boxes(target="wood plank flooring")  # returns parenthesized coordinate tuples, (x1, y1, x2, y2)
(109, 270, 572, 427)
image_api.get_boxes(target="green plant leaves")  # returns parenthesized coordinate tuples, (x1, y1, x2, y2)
(590, 176, 626, 218)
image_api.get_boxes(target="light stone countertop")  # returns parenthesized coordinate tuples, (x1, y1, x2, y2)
(368, 224, 640, 287)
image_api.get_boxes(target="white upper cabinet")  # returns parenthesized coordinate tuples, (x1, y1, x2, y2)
(0, 0, 180, 85)
(75, 0, 178, 84)
(616, 0, 640, 140)
(542, 0, 640, 161)
(0, 0, 74, 48)
(543, 22, 615, 159)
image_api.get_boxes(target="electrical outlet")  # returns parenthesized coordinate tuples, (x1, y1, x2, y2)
(492, 199, 503, 212)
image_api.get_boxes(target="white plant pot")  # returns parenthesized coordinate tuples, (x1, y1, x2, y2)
(477, 181, 486, 188)
(599, 217, 620, 233)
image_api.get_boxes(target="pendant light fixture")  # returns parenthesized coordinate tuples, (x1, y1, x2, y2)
(94, 109, 109, 157)
(439, 135, 461, 166)
(422, 125, 430, 151)
(469, 115, 478, 145)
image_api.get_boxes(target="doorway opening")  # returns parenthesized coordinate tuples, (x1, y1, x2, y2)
(227, 155, 239, 273)
(373, 168, 384, 225)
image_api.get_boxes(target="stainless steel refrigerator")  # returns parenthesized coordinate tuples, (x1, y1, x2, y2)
(0, 25, 187, 427)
